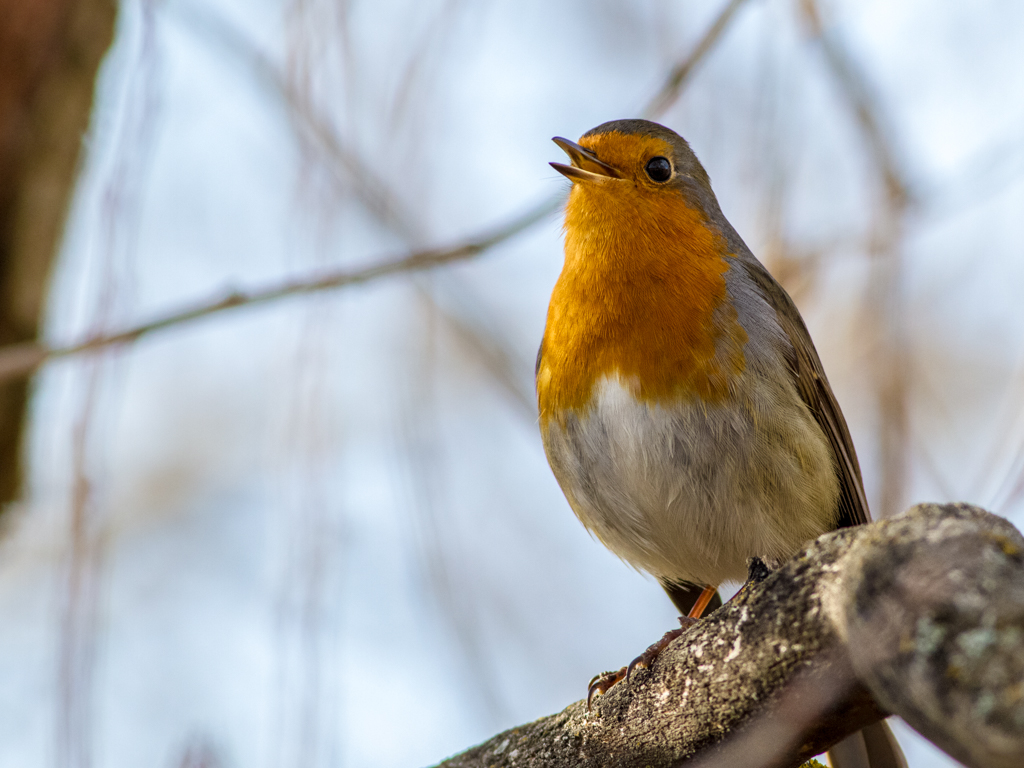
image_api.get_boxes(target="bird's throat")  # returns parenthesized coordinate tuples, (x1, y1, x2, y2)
(538, 185, 748, 426)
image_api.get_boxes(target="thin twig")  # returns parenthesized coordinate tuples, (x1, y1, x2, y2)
(421, 286, 536, 419)
(798, 0, 911, 207)
(0, 196, 562, 383)
(185, 0, 539, 416)
(642, 0, 753, 119)
(0, 0, 751, 383)
(176, 1, 422, 242)
(799, 0, 913, 518)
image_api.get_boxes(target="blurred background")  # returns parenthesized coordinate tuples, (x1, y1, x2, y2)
(0, 0, 1022, 766)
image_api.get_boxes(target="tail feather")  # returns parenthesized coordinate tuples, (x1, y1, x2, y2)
(827, 721, 906, 768)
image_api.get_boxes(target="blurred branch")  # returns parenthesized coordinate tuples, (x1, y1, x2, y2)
(183, 0, 539, 414)
(436, 504, 1024, 768)
(0, 0, 117, 506)
(642, 0, 753, 119)
(799, 0, 914, 518)
(0, 196, 561, 383)
(175, 738, 224, 768)
(917, 129, 1024, 219)
(420, 286, 537, 419)
(177, 0, 422, 242)
(797, 0, 911, 207)
(990, 364, 1024, 508)
(0, 0, 753, 389)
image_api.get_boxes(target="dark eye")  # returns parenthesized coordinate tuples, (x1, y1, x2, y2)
(644, 156, 672, 182)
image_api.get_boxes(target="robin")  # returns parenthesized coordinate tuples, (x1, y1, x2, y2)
(537, 119, 904, 768)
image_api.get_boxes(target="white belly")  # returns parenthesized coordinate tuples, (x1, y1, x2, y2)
(541, 375, 840, 586)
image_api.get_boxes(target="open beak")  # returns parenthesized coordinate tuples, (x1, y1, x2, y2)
(550, 137, 623, 182)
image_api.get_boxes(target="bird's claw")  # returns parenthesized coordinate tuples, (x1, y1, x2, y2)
(587, 616, 700, 710)
(625, 621, 693, 680)
(587, 667, 626, 710)
(677, 615, 699, 630)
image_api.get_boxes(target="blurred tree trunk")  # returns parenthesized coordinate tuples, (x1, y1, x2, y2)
(0, 0, 117, 507)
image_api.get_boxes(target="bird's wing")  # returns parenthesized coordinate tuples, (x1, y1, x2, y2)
(739, 259, 872, 528)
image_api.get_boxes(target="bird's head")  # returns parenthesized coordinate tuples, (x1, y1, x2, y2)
(550, 120, 724, 271)
(552, 119, 717, 213)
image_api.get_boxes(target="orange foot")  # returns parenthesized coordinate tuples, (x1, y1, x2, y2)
(586, 615, 699, 709)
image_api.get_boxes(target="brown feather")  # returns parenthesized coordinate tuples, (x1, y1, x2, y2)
(737, 258, 871, 528)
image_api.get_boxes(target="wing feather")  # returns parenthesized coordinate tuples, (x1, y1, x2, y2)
(739, 260, 871, 528)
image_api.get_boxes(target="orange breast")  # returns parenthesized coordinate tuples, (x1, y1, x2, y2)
(537, 182, 748, 427)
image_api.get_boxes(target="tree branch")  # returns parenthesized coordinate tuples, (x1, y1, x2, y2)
(434, 504, 1024, 768)
(0, 0, 117, 504)
(0, 194, 562, 383)
(0, 0, 756, 389)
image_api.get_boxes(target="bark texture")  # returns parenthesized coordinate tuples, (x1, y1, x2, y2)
(836, 505, 1024, 768)
(435, 503, 1024, 768)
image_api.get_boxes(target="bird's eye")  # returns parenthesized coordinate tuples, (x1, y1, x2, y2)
(644, 156, 672, 182)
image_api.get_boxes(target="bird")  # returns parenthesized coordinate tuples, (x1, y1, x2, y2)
(536, 119, 905, 768)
